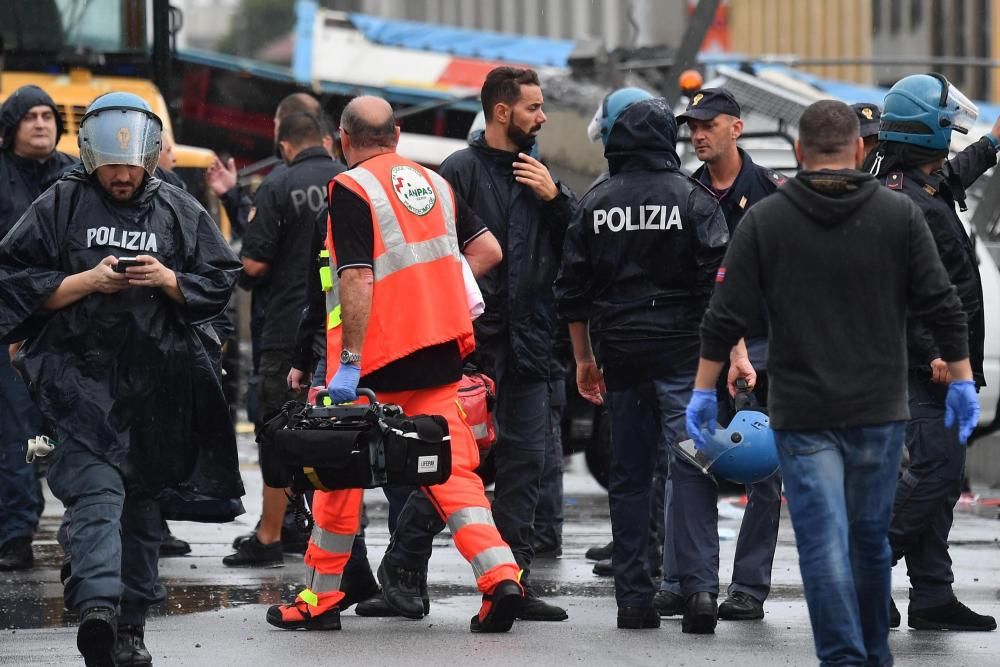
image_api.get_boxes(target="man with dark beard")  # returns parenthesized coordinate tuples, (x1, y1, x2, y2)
(376, 67, 575, 623)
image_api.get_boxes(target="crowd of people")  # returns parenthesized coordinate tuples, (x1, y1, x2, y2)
(0, 64, 997, 667)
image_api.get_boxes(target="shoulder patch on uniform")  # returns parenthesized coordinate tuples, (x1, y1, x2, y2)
(886, 172, 903, 190)
(390, 165, 436, 216)
(766, 169, 787, 186)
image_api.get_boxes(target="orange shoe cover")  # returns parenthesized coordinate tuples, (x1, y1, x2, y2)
(470, 579, 523, 633)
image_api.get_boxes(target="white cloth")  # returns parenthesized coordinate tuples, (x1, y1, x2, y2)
(461, 255, 485, 320)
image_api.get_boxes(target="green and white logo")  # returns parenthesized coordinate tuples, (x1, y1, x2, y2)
(390, 165, 436, 216)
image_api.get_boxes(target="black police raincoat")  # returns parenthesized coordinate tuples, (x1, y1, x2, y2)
(555, 98, 729, 390)
(0, 84, 78, 238)
(438, 134, 576, 379)
(0, 167, 245, 521)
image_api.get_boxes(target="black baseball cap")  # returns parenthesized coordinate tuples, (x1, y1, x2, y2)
(850, 102, 881, 138)
(677, 88, 741, 124)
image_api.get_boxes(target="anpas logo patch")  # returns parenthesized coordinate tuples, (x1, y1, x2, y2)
(391, 165, 436, 216)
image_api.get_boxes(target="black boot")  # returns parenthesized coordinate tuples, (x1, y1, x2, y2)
(377, 559, 426, 619)
(0, 536, 34, 571)
(115, 624, 153, 666)
(470, 580, 523, 633)
(585, 540, 613, 561)
(718, 591, 764, 620)
(617, 606, 661, 629)
(890, 597, 900, 628)
(682, 592, 718, 634)
(77, 606, 116, 667)
(592, 557, 613, 577)
(653, 590, 684, 617)
(159, 521, 191, 557)
(516, 584, 568, 621)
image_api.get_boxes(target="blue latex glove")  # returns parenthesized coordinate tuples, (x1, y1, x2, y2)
(944, 379, 979, 445)
(327, 362, 361, 404)
(685, 388, 718, 451)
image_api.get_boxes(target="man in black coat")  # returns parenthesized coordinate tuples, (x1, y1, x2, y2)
(0, 84, 77, 572)
(556, 94, 729, 631)
(436, 67, 575, 621)
(0, 92, 243, 666)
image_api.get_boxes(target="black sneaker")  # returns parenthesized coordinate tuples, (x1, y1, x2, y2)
(908, 600, 997, 631)
(532, 541, 562, 559)
(355, 594, 400, 617)
(617, 606, 661, 629)
(585, 540, 613, 561)
(470, 580, 523, 633)
(718, 591, 764, 620)
(592, 558, 613, 577)
(890, 597, 900, 629)
(0, 536, 33, 571)
(653, 590, 684, 617)
(77, 606, 116, 667)
(516, 588, 568, 621)
(377, 559, 426, 619)
(339, 566, 380, 611)
(682, 592, 718, 634)
(222, 535, 283, 567)
(114, 624, 152, 666)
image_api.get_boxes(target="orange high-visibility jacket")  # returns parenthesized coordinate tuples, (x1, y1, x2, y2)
(325, 152, 475, 381)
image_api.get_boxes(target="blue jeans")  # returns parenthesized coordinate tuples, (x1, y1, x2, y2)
(776, 423, 904, 667)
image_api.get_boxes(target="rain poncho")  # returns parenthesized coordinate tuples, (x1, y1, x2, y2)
(0, 167, 245, 521)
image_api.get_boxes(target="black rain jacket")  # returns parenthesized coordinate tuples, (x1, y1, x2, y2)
(438, 134, 576, 379)
(0, 168, 245, 521)
(555, 98, 729, 389)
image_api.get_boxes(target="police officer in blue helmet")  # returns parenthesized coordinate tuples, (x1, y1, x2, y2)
(866, 74, 999, 632)
(557, 89, 729, 632)
(0, 91, 244, 665)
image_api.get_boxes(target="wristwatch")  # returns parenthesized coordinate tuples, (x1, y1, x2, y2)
(340, 349, 362, 366)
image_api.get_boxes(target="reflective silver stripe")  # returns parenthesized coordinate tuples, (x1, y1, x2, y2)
(347, 166, 406, 251)
(470, 546, 517, 580)
(310, 525, 355, 554)
(446, 506, 496, 534)
(306, 566, 342, 593)
(470, 423, 489, 439)
(373, 235, 458, 279)
(347, 164, 460, 282)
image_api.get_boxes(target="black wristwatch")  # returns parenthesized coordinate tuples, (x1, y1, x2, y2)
(340, 349, 362, 366)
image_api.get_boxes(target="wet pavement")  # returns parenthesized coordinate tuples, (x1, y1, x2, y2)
(2, 433, 999, 666)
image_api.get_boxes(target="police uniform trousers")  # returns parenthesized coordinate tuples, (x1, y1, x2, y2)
(0, 356, 45, 548)
(661, 368, 781, 602)
(532, 376, 566, 551)
(299, 382, 520, 607)
(604, 369, 693, 608)
(47, 439, 165, 625)
(889, 374, 967, 610)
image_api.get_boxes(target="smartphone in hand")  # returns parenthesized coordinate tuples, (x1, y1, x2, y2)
(113, 257, 143, 273)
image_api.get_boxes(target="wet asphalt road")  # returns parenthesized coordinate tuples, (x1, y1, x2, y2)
(1, 433, 999, 666)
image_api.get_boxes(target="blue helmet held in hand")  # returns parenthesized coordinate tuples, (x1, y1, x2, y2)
(78, 92, 163, 176)
(879, 73, 978, 150)
(699, 410, 778, 484)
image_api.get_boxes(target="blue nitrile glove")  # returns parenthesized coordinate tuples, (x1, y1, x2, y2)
(327, 362, 361, 404)
(685, 388, 718, 451)
(944, 379, 979, 445)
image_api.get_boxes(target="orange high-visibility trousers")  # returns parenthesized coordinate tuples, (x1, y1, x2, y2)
(299, 382, 520, 607)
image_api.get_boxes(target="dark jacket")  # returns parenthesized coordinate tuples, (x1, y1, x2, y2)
(701, 170, 968, 430)
(693, 147, 785, 345)
(438, 134, 576, 379)
(241, 147, 344, 352)
(0, 167, 245, 520)
(692, 147, 785, 235)
(555, 98, 729, 390)
(880, 138, 996, 386)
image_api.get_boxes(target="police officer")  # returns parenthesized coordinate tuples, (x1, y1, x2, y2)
(851, 102, 881, 165)
(555, 92, 728, 630)
(0, 91, 243, 666)
(223, 111, 347, 567)
(0, 84, 77, 572)
(867, 73, 998, 632)
(655, 88, 785, 623)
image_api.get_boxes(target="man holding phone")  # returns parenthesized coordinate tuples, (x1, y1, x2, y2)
(0, 92, 243, 666)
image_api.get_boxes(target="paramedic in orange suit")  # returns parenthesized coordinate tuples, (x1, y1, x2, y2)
(266, 95, 524, 634)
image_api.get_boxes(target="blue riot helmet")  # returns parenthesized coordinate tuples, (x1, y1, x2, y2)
(78, 92, 163, 176)
(696, 410, 778, 485)
(879, 73, 978, 150)
(587, 87, 654, 145)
